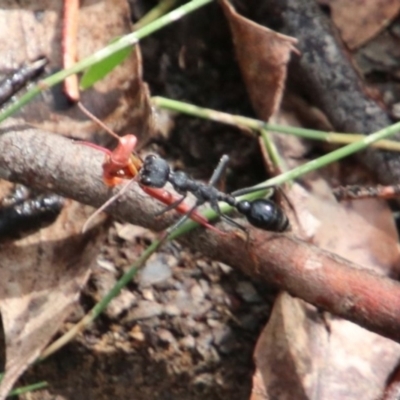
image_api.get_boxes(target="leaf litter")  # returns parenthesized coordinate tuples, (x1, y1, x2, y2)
(0, 0, 151, 397)
(1, 0, 400, 399)
(221, 2, 400, 399)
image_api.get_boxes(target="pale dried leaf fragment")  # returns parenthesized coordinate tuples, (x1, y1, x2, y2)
(318, 0, 400, 49)
(0, 201, 105, 399)
(220, 0, 298, 120)
(251, 293, 327, 400)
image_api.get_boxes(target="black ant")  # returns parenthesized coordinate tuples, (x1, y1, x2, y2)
(78, 103, 289, 234)
(139, 153, 289, 233)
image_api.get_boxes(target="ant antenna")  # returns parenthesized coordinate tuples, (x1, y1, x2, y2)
(77, 102, 121, 141)
(82, 177, 138, 233)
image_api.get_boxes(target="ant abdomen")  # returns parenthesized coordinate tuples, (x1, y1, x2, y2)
(236, 199, 289, 232)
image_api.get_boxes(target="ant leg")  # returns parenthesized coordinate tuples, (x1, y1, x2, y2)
(219, 213, 247, 232)
(208, 155, 230, 187)
(165, 200, 204, 234)
(211, 201, 246, 232)
(82, 177, 137, 232)
(153, 195, 187, 217)
(161, 156, 230, 234)
(163, 156, 230, 236)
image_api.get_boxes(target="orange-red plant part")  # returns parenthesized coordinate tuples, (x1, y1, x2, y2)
(87, 134, 220, 232)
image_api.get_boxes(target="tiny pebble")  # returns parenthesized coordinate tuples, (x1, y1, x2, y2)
(129, 325, 145, 341)
(199, 279, 210, 295)
(96, 258, 117, 273)
(164, 304, 181, 316)
(190, 284, 205, 303)
(139, 257, 172, 287)
(196, 260, 208, 269)
(207, 319, 221, 328)
(180, 335, 195, 349)
(212, 326, 234, 350)
(142, 288, 155, 301)
(218, 262, 232, 274)
(193, 373, 214, 387)
(157, 329, 176, 344)
(235, 281, 262, 303)
(129, 300, 164, 320)
(106, 290, 137, 319)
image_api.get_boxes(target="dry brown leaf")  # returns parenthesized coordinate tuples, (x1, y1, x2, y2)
(0, 201, 105, 399)
(252, 110, 400, 399)
(318, 0, 400, 49)
(0, 0, 152, 396)
(114, 221, 156, 242)
(354, 30, 400, 76)
(219, 0, 298, 120)
(0, 0, 152, 143)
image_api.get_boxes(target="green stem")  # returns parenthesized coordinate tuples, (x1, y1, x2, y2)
(134, 0, 179, 30)
(152, 96, 400, 151)
(242, 120, 400, 192)
(8, 381, 48, 397)
(260, 129, 287, 172)
(0, 0, 213, 124)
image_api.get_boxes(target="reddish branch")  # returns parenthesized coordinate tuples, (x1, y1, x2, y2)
(334, 184, 400, 201)
(1, 126, 400, 343)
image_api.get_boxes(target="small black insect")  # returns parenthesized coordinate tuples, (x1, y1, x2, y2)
(0, 58, 47, 105)
(0, 185, 64, 239)
(138, 154, 289, 232)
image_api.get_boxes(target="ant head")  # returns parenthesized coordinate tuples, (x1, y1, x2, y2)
(139, 155, 170, 188)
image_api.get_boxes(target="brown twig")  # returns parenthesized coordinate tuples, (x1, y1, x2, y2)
(249, 0, 400, 187)
(1, 126, 400, 343)
(334, 184, 400, 201)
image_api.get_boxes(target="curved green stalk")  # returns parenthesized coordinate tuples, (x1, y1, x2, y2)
(152, 96, 400, 151)
(0, 0, 213, 124)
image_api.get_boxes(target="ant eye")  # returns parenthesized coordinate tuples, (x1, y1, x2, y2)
(142, 177, 151, 185)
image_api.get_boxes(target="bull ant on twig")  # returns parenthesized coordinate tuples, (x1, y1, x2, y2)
(139, 153, 289, 233)
(78, 103, 289, 234)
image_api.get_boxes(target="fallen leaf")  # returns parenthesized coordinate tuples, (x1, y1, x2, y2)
(0, 0, 152, 396)
(114, 221, 156, 242)
(252, 109, 400, 399)
(318, 0, 400, 49)
(0, 201, 105, 399)
(220, 0, 298, 120)
(354, 30, 400, 75)
(0, 0, 152, 143)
